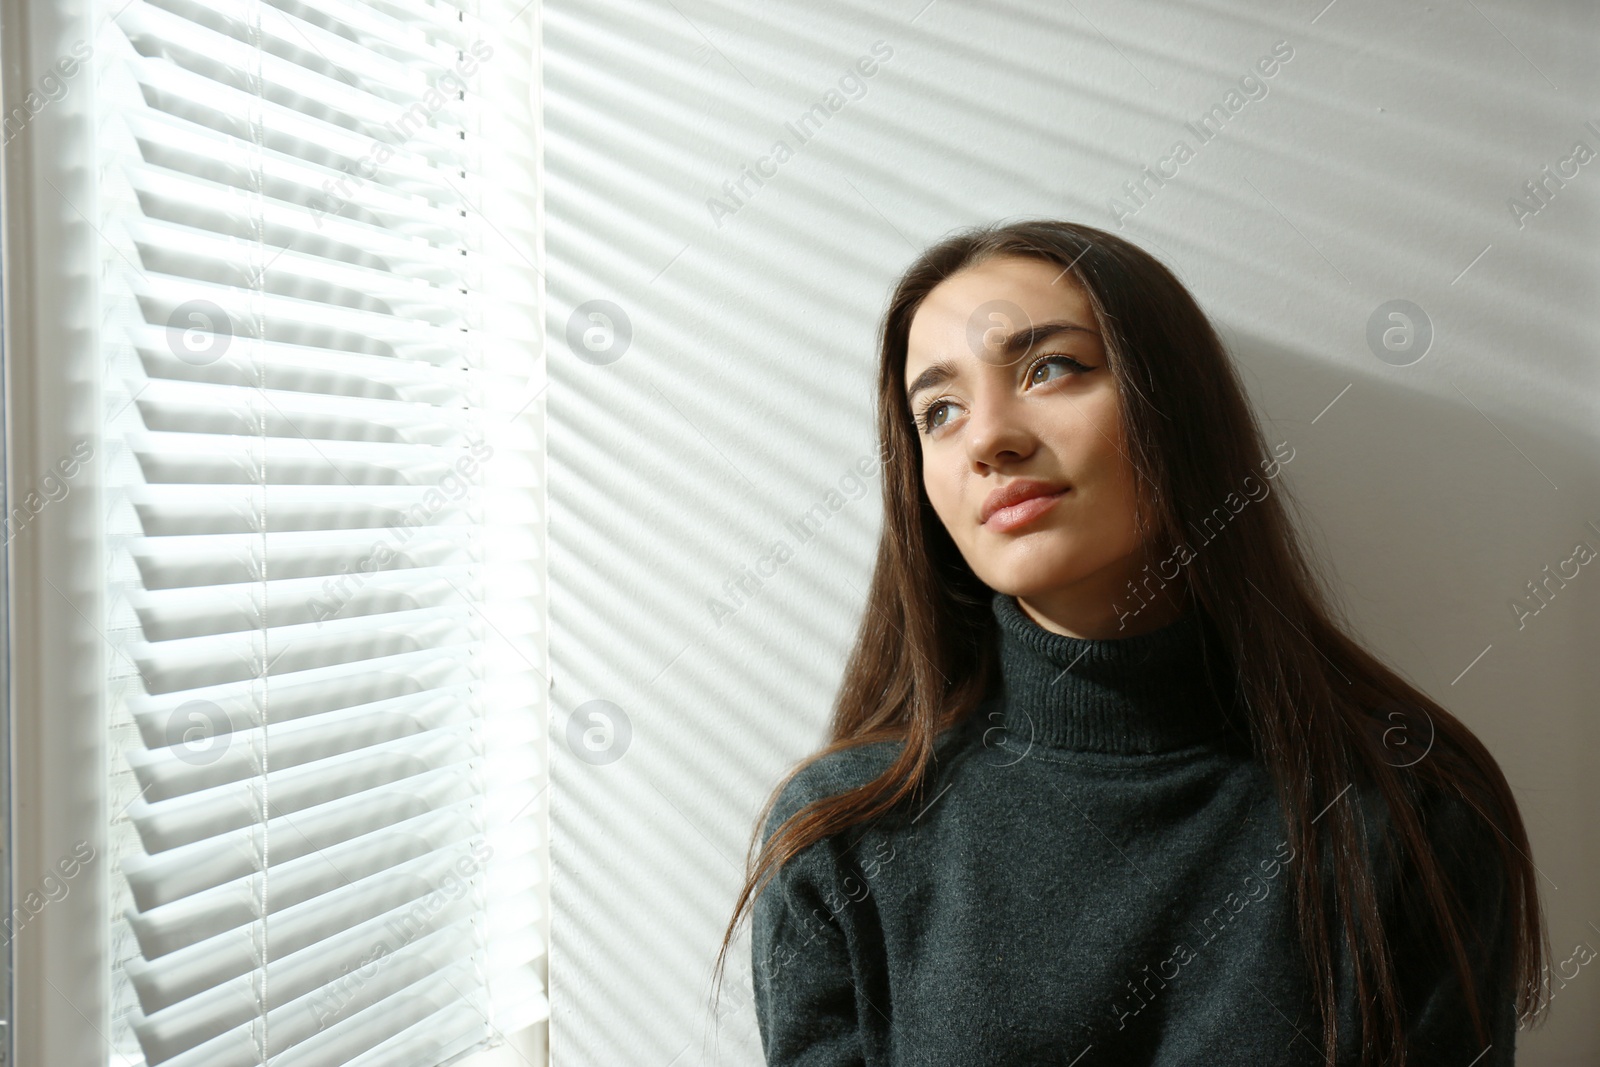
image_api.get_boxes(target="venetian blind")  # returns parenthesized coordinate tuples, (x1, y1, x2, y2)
(93, 0, 548, 1064)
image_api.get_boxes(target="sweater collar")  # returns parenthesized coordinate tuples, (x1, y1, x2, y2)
(989, 590, 1242, 756)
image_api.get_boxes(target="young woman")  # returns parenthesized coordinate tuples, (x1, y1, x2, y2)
(712, 219, 1549, 1065)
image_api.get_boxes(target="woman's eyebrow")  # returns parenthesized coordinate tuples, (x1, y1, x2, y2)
(905, 357, 959, 406)
(1003, 320, 1097, 353)
(905, 320, 1098, 404)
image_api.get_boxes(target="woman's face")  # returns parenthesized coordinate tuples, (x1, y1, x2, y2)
(904, 254, 1175, 639)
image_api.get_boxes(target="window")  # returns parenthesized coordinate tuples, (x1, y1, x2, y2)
(10, 0, 548, 1062)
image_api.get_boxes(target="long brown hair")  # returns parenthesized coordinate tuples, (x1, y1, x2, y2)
(711, 218, 1549, 1063)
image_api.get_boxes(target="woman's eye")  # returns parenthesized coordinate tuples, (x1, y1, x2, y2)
(1030, 354, 1091, 385)
(917, 355, 1091, 435)
(918, 401, 951, 433)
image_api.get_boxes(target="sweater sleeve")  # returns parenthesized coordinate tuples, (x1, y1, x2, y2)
(750, 773, 867, 1067)
(1395, 788, 1520, 1066)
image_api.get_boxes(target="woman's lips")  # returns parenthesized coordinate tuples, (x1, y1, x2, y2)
(983, 489, 1067, 532)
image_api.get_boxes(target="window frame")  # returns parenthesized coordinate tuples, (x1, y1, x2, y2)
(0, 0, 550, 1062)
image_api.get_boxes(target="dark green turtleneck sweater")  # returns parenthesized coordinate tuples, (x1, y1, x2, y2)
(751, 591, 1517, 1066)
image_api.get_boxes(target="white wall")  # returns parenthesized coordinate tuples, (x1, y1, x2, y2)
(544, 2, 1599, 1064)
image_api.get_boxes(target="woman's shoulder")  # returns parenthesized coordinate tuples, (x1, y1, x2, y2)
(759, 703, 992, 848)
(760, 718, 978, 839)
(1346, 752, 1512, 925)
(760, 737, 907, 845)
